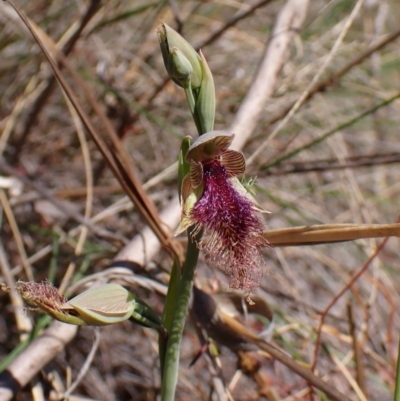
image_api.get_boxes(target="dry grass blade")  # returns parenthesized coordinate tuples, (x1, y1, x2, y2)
(261, 151, 400, 175)
(347, 302, 368, 399)
(264, 223, 400, 246)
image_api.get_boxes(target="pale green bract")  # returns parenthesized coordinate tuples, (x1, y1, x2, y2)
(65, 283, 135, 326)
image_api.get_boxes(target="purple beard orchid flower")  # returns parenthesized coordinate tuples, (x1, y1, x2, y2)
(176, 131, 269, 291)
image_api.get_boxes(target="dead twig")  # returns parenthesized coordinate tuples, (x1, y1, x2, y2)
(347, 302, 368, 399)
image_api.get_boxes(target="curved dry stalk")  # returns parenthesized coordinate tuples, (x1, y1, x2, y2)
(0, 242, 32, 337)
(0, 76, 41, 156)
(264, 223, 400, 246)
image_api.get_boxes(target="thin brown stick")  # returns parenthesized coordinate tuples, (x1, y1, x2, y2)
(0, 189, 33, 281)
(347, 302, 368, 399)
(195, 0, 275, 50)
(311, 232, 393, 372)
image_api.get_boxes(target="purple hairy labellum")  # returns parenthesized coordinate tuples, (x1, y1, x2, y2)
(176, 131, 269, 291)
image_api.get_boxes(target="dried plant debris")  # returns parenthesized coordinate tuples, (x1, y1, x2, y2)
(0, 1, 399, 400)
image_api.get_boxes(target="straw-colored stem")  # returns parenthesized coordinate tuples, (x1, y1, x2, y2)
(264, 223, 400, 246)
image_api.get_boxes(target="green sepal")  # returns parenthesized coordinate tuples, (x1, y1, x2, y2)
(195, 51, 215, 134)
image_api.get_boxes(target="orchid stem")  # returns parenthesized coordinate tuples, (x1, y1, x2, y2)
(161, 229, 200, 401)
(184, 84, 202, 136)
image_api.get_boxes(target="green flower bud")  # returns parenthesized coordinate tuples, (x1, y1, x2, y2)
(157, 22, 202, 88)
(15, 281, 164, 332)
(65, 283, 135, 325)
(168, 47, 193, 85)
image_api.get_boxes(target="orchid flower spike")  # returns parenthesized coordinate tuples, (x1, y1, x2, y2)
(176, 131, 270, 291)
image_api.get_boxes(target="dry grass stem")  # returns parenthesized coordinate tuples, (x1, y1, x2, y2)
(265, 223, 400, 246)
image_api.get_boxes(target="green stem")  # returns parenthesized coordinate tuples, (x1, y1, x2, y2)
(184, 84, 202, 136)
(161, 230, 200, 401)
(394, 335, 400, 401)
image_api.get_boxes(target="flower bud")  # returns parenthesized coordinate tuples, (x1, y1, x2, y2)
(168, 47, 193, 86)
(65, 283, 135, 325)
(157, 22, 202, 88)
(16, 281, 164, 331)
